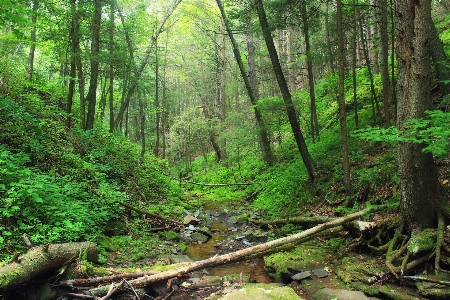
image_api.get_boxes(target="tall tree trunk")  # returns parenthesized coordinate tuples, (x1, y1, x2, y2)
(67, 0, 77, 128)
(155, 37, 161, 157)
(139, 95, 145, 157)
(429, 20, 450, 95)
(359, 17, 380, 124)
(85, 0, 102, 130)
(379, 0, 391, 124)
(325, 2, 335, 74)
(396, 0, 440, 233)
(336, 0, 351, 193)
(286, 28, 296, 91)
(254, 0, 314, 182)
(215, 0, 274, 165)
(108, 0, 115, 132)
(390, 0, 397, 111)
(220, 23, 227, 160)
(301, 1, 319, 141)
(369, 0, 379, 74)
(27, 0, 39, 82)
(352, 0, 359, 128)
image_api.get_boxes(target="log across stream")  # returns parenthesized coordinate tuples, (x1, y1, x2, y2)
(185, 200, 271, 283)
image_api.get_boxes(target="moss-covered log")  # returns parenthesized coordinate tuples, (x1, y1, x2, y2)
(0, 242, 97, 290)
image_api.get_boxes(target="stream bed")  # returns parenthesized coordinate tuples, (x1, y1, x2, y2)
(184, 200, 271, 283)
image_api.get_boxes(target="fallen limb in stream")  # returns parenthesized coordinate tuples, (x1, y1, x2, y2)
(86, 204, 386, 297)
(250, 215, 336, 226)
(0, 242, 97, 290)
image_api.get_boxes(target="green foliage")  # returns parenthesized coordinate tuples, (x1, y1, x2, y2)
(353, 110, 450, 157)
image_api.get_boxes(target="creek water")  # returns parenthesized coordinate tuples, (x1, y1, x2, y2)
(185, 200, 271, 283)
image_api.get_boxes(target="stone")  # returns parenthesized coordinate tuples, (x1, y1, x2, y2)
(184, 215, 200, 225)
(291, 271, 311, 281)
(312, 288, 370, 300)
(219, 283, 304, 300)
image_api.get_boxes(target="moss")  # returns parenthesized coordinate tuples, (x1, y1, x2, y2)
(178, 243, 187, 253)
(161, 231, 180, 240)
(407, 228, 436, 254)
(219, 283, 303, 300)
(264, 243, 329, 282)
(95, 235, 119, 252)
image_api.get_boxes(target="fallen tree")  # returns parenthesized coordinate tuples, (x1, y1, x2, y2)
(0, 242, 97, 290)
(86, 205, 386, 296)
(250, 215, 336, 226)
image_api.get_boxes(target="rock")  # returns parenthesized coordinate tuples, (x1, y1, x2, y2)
(312, 269, 328, 278)
(104, 219, 128, 236)
(184, 215, 200, 225)
(312, 288, 370, 300)
(219, 283, 304, 300)
(167, 254, 193, 264)
(378, 284, 423, 300)
(292, 271, 311, 281)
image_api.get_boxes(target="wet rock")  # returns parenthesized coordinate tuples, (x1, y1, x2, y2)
(312, 269, 328, 278)
(219, 283, 304, 300)
(312, 288, 370, 300)
(184, 215, 200, 225)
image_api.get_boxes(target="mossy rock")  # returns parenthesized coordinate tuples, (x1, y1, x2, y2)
(336, 254, 386, 284)
(264, 243, 330, 282)
(378, 283, 423, 300)
(218, 283, 304, 300)
(416, 273, 450, 298)
(191, 232, 209, 243)
(161, 231, 181, 241)
(407, 228, 436, 255)
(96, 235, 119, 252)
(178, 243, 187, 253)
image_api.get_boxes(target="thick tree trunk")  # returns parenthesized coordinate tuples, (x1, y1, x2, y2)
(337, 0, 352, 193)
(67, 0, 77, 129)
(216, 0, 274, 165)
(155, 37, 161, 157)
(0, 242, 97, 290)
(109, 0, 115, 132)
(396, 0, 440, 233)
(254, 0, 315, 182)
(85, 0, 102, 130)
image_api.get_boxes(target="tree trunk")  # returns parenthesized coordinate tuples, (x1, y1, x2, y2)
(352, 0, 359, 128)
(301, 1, 319, 141)
(254, 0, 314, 182)
(27, 0, 39, 82)
(395, 0, 440, 233)
(109, 0, 115, 132)
(369, 0, 379, 74)
(429, 20, 450, 95)
(0, 242, 97, 290)
(216, 0, 274, 165)
(220, 23, 227, 160)
(379, 0, 391, 124)
(337, 0, 352, 193)
(85, 0, 102, 130)
(67, 0, 77, 129)
(359, 16, 380, 124)
(155, 36, 161, 157)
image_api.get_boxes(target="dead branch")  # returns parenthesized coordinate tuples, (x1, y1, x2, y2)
(88, 205, 386, 296)
(250, 215, 336, 226)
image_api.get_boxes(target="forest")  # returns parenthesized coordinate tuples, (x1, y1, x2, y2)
(1, 0, 450, 299)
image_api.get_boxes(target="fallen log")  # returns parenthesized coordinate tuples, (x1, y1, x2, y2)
(0, 242, 97, 290)
(250, 215, 336, 226)
(88, 205, 385, 296)
(118, 201, 182, 227)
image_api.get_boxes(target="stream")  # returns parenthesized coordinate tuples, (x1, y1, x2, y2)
(185, 200, 271, 284)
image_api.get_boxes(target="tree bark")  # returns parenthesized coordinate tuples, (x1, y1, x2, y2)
(395, 0, 440, 233)
(301, 1, 319, 142)
(0, 242, 97, 290)
(85, 0, 102, 130)
(379, 0, 391, 124)
(254, 0, 315, 182)
(337, 0, 352, 193)
(88, 205, 385, 296)
(67, 0, 77, 129)
(109, 0, 115, 132)
(216, 0, 274, 165)
(429, 20, 450, 95)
